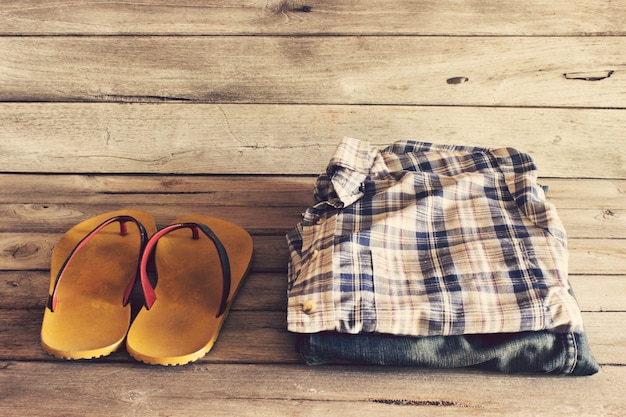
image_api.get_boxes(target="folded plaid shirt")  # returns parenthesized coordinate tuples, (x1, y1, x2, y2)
(286, 137, 584, 336)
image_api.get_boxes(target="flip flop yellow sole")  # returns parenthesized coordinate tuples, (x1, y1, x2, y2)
(41, 210, 156, 360)
(126, 215, 253, 366)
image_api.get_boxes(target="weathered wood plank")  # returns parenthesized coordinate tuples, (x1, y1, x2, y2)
(2, 105, 625, 177)
(0, 174, 316, 207)
(0, 0, 624, 36)
(0, 309, 299, 364)
(568, 239, 626, 275)
(0, 230, 623, 273)
(0, 231, 623, 273)
(582, 312, 626, 365)
(1, 37, 624, 107)
(558, 209, 626, 239)
(0, 175, 624, 210)
(0, 203, 304, 235)
(542, 179, 626, 209)
(1, 362, 624, 416)
(0, 202, 623, 238)
(0, 205, 293, 237)
(1, 271, 288, 311)
(1, 270, 623, 314)
(0, 270, 592, 315)
(8, 173, 297, 201)
(0, 233, 288, 272)
(1, 397, 461, 417)
(569, 275, 626, 313)
(0, 309, 624, 365)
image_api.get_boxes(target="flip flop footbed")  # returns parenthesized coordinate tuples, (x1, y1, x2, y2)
(41, 210, 156, 359)
(126, 215, 253, 365)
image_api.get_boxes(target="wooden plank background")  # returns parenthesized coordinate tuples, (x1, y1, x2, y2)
(1, 0, 625, 36)
(0, 1, 625, 416)
(1, 37, 624, 107)
(1, 104, 625, 177)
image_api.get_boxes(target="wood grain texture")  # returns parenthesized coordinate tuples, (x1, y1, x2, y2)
(2, 105, 625, 177)
(1, 362, 625, 416)
(1, 271, 623, 313)
(2, 0, 624, 414)
(1, 37, 624, 107)
(0, 233, 623, 273)
(0, 175, 623, 208)
(0, 0, 624, 36)
(0, 199, 624, 238)
(0, 309, 623, 365)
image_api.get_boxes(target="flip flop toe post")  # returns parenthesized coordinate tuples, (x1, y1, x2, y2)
(40, 210, 156, 360)
(126, 216, 253, 366)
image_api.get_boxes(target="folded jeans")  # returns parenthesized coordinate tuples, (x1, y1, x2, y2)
(295, 330, 599, 375)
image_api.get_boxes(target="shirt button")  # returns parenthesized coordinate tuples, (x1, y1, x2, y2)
(316, 217, 326, 225)
(310, 249, 319, 261)
(302, 300, 317, 315)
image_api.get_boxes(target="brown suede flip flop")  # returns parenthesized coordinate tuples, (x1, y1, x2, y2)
(41, 209, 156, 360)
(126, 215, 253, 366)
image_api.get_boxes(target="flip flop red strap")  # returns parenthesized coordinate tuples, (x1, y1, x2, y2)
(139, 222, 232, 318)
(47, 215, 150, 312)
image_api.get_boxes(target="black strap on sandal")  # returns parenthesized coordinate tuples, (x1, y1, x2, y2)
(47, 215, 150, 312)
(138, 222, 232, 318)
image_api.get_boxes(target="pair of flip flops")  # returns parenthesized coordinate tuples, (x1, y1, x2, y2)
(40, 210, 253, 366)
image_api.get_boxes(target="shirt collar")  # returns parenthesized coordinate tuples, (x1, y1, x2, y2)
(315, 137, 382, 208)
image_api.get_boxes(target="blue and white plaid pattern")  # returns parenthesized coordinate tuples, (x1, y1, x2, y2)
(287, 138, 584, 336)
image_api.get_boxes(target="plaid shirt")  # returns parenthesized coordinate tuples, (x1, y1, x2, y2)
(286, 138, 584, 336)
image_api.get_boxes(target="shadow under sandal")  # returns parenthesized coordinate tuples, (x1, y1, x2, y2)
(126, 215, 253, 366)
(40, 209, 156, 360)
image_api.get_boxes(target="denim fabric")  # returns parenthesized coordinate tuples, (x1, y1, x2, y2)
(295, 330, 599, 375)
(289, 139, 599, 375)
